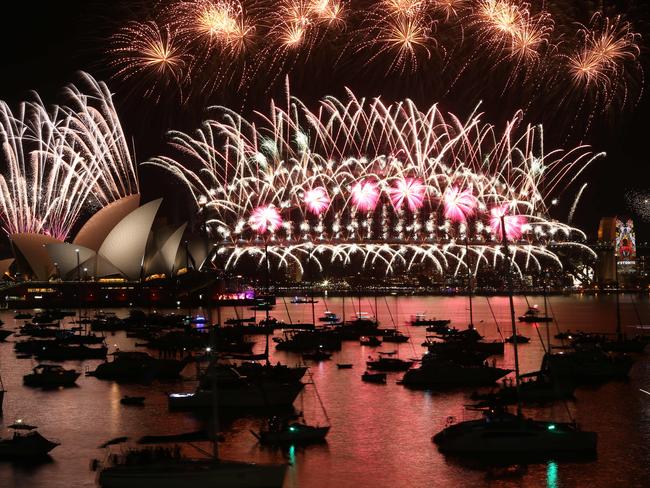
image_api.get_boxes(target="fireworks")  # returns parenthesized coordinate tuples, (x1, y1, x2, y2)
(489, 204, 527, 241)
(352, 180, 380, 212)
(110, 21, 187, 97)
(304, 187, 331, 215)
(147, 90, 601, 275)
(249, 205, 283, 234)
(389, 178, 426, 212)
(625, 189, 650, 223)
(443, 186, 477, 223)
(0, 74, 139, 240)
(105, 1, 642, 130)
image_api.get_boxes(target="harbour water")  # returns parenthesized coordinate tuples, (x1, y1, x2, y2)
(1, 293, 649, 487)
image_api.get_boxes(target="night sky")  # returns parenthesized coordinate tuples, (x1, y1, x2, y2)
(2, 0, 649, 241)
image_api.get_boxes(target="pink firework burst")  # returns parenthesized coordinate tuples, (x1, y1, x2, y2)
(490, 204, 527, 241)
(248, 205, 283, 234)
(351, 180, 379, 212)
(304, 186, 331, 215)
(389, 178, 425, 212)
(443, 186, 477, 223)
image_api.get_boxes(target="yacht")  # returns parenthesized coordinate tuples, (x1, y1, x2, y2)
(366, 357, 413, 371)
(0, 421, 59, 458)
(401, 356, 510, 388)
(253, 416, 330, 445)
(433, 406, 596, 459)
(518, 306, 552, 323)
(23, 364, 80, 387)
(0, 328, 13, 341)
(410, 313, 451, 328)
(89, 351, 189, 381)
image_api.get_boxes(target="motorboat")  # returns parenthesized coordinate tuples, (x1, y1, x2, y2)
(336, 363, 353, 369)
(168, 379, 304, 410)
(362, 372, 387, 383)
(35, 343, 108, 361)
(360, 336, 382, 347)
(401, 359, 510, 388)
(89, 351, 190, 381)
(0, 421, 59, 458)
(0, 329, 12, 341)
(120, 396, 145, 406)
(432, 406, 596, 460)
(318, 311, 340, 323)
(366, 357, 413, 371)
(381, 329, 409, 343)
(23, 364, 80, 387)
(410, 313, 451, 328)
(541, 350, 635, 382)
(518, 306, 552, 323)
(505, 334, 530, 344)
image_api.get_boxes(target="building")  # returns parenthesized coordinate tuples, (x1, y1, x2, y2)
(5, 196, 205, 283)
(595, 216, 638, 288)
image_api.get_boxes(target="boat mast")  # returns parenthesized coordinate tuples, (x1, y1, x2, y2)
(264, 240, 270, 364)
(543, 280, 550, 353)
(209, 279, 220, 461)
(342, 293, 346, 326)
(500, 215, 522, 417)
(615, 264, 623, 342)
(465, 237, 474, 329)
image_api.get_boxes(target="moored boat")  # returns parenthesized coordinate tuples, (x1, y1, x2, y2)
(23, 364, 80, 387)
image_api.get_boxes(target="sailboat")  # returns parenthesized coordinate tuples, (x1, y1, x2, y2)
(97, 282, 287, 487)
(0, 351, 4, 413)
(251, 369, 330, 445)
(432, 214, 597, 460)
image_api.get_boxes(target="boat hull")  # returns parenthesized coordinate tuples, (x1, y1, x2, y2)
(168, 382, 304, 410)
(98, 460, 286, 488)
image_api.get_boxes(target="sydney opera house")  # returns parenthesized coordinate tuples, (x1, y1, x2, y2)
(0, 196, 216, 308)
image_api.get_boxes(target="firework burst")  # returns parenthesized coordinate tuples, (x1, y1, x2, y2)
(147, 90, 601, 275)
(0, 74, 139, 240)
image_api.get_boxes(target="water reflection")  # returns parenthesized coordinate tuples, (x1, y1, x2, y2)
(547, 461, 558, 488)
(0, 294, 649, 487)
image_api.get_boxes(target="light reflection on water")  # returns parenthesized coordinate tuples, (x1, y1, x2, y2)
(0, 293, 649, 487)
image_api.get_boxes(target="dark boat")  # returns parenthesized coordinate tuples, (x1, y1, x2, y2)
(336, 363, 353, 369)
(366, 357, 413, 371)
(381, 329, 409, 343)
(0, 329, 12, 341)
(518, 306, 552, 323)
(505, 334, 530, 344)
(89, 351, 189, 381)
(252, 416, 329, 445)
(35, 343, 108, 361)
(318, 311, 340, 323)
(541, 349, 635, 382)
(274, 328, 341, 351)
(471, 371, 576, 405)
(401, 357, 511, 388)
(302, 349, 332, 361)
(120, 396, 145, 406)
(0, 421, 59, 458)
(362, 372, 387, 383)
(410, 313, 451, 328)
(14, 312, 33, 320)
(432, 406, 596, 460)
(360, 335, 382, 347)
(23, 364, 80, 387)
